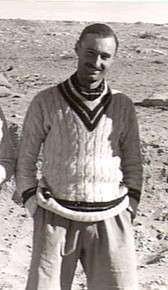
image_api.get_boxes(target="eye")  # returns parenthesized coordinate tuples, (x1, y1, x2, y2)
(86, 50, 95, 57)
(101, 53, 111, 60)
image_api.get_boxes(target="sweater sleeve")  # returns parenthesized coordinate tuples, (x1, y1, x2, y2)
(120, 98, 143, 203)
(0, 106, 15, 184)
(16, 94, 48, 201)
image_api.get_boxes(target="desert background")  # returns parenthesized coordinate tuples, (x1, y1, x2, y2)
(0, 3, 168, 289)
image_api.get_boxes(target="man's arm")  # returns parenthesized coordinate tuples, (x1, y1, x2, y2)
(15, 94, 47, 204)
(120, 99, 143, 218)
(0, 106, 15, 185)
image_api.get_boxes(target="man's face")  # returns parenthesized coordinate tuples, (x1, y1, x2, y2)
(75, 33, 117, 88)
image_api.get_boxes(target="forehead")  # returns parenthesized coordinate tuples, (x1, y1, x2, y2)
(80, 33, 116, 54)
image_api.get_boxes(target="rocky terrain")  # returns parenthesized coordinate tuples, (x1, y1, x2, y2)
(0, 19, 168, 290)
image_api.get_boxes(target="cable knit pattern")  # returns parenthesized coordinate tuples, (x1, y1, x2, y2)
(41, 96, 124, 202)
(16, 80, 143, 205)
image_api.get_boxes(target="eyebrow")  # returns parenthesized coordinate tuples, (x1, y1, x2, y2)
(87, 49, 112, 57)
(101, 52, 111, 58)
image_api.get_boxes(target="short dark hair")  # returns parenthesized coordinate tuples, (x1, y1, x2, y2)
(78, 23, 119, 54)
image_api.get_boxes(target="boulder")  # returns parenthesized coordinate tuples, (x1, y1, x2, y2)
(135, 92, 168, 107)
(0, 73, 12, 88)
(0, 73, 22, 98)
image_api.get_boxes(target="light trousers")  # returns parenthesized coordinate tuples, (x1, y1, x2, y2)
(26, 207, 138, 290)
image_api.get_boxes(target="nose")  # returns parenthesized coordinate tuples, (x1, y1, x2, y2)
(95, 55, 103, 70)
(92, 54, 104, 70)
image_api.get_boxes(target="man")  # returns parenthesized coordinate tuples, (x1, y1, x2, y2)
(0, 105, 15, 187)
(16, 23, 143, 290)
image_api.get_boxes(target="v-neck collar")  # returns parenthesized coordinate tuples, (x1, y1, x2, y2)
(58, 76, 112, 131)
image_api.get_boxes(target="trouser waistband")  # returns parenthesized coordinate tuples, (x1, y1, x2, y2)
(43, 191, 127, 212)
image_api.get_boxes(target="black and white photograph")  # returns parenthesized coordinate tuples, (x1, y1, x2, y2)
(0, 1, 168, 289)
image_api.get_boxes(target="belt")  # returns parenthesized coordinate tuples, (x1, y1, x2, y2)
(43, 191, 127, 212)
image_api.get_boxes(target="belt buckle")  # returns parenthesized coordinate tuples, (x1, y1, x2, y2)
(74, 201, 81, 207)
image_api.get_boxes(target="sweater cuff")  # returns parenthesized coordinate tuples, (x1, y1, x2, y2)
(127, 188, 141, 203)
(127, 188, 141, 219)
(22, 187, 37, 205)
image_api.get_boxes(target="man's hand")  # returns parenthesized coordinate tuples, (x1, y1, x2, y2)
(0, 164, 6, 185)
(25, 195, 38, 217)
(127, 196, 139, 222)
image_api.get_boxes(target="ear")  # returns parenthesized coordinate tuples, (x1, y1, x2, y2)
(75, 40, 80, 55)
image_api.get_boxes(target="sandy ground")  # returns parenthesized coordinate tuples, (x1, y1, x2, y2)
(0, 19, 168, 290)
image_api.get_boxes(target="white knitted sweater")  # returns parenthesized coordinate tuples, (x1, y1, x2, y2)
(16, 80, 142, 204)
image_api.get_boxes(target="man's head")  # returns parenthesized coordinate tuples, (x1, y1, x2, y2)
(75, 23, 119, 89)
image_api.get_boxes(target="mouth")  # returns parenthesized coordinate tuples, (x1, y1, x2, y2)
(89, 71, 100, 76)
(86, 64, 102, 74)
(87, 68, 102, 75)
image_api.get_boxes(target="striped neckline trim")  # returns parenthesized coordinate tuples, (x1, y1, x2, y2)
(58, 76, 112, 131)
